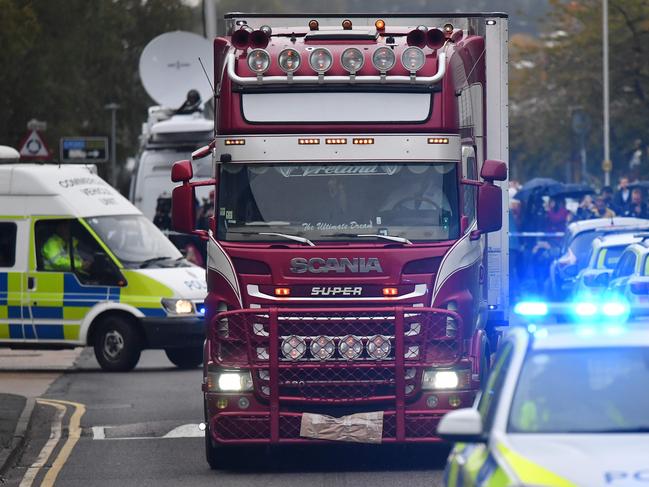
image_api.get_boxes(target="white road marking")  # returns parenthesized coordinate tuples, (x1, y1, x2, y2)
(19, 400, 66, 487)
(91, 423, 205, 440)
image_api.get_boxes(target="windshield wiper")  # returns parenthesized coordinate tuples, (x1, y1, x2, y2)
(356, 234, 413, 245)
(259, 232, 316, 246)
(139, 256, 173, 268)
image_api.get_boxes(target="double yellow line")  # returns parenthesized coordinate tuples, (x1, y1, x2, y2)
(19, 399, 85, 487)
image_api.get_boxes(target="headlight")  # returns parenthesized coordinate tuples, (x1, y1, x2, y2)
(309, 48, 333, 73)
(401, 46, 425, 72)
(341, 47, 364, 73)
(310, 335, 335, 360)
(281, 335, 306, 360)
(278, 48, 301, 73)
(206, 368, 253, 392)
(161, 298, 195, 315)
(367, 334, 391, 360)
(338, 335, 363, 360)
(422, 370, 459, 390)
(247, 49, 271, 74)
(372, 46, 396, 72)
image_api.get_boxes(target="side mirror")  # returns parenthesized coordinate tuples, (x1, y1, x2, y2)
(172, 184, 197, 234)
(477, 183, 502, 234)
(481, 159, 507, 182)
(171, 159, 193, 183)
(437, 408, 486, 443)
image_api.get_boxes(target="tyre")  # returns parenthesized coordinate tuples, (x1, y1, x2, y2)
(93, 315, 142, 372)
(165, 347, 203, 369)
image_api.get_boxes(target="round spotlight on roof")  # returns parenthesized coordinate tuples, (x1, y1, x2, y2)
(309, 48, 333, 73)
(278, 48, 301, 73)
(401, 46, 426, 73)
(338, 335, 363, 360)
(341, 47, 364, 74)
(247, 49, 271, 74)
(372, 46, 396, 72)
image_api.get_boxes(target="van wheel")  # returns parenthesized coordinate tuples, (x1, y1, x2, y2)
(165, 347, 203, 369)
(93, 316, 141, 372)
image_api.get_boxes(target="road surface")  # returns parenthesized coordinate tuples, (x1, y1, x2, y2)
(2, 349, 448, 486)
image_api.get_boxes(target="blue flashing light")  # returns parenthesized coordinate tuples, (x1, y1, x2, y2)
(527, 324, 538, 334)
(514, 301, 548, 317)
(198, 306, 206, 315)
(574, 302, 598, 317)
(601, 301, 629, 318)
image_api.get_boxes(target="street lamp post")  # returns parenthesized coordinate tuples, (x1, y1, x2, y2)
(104, 102, 120, 187)
(603, 0, 611, 186)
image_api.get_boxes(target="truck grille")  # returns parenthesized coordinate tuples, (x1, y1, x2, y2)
(211, 307, 463, 404)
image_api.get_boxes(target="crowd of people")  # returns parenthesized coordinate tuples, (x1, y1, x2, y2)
(510, 176, 649, 236)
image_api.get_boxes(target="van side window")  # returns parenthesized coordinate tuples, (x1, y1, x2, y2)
(613, 252, 636, 280)
(0, 222, 17, 267)
(35, 219, 122, 286)
(35, 220, 74, 272)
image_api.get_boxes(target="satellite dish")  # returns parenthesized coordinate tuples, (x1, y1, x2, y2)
(139, 31, 214, 108)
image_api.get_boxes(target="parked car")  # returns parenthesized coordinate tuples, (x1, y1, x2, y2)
(573, 232, 643, 297)
(608, 235, 649, 314)
(548, 217, 649, 300)
(438, 324, 649, 486)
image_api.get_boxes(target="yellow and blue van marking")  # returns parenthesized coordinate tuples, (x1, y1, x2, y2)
(1, 271, 170, 341)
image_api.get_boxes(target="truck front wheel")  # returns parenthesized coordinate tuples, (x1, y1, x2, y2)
(165, 347, 203, 369)
(93, 316, 142, 372)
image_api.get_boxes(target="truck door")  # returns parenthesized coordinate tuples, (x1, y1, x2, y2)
(29, 218, 122, 342)
(0, 218, 27, 341)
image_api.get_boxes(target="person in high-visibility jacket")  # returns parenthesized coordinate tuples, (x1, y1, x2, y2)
(41, 221, 87, 272)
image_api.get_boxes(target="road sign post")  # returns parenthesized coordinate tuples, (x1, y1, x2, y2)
(60, 137, 109, 163)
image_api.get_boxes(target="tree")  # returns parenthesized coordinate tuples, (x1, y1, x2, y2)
(510, 0, 649, 183)
(0, 0, 194, 189)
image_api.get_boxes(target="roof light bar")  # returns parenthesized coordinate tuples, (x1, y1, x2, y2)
(226, 51, 447, 86)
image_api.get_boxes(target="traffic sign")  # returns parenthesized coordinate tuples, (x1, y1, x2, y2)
(18, 130, 51, 160)
(60, 137, 109, 163)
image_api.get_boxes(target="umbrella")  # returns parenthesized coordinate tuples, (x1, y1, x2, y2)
(547, 182, 595, 199)
(629, 181, 649, 190)
(513, 177, 561, 202)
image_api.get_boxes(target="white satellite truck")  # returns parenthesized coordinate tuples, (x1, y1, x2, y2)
(129, 31, 215, 252)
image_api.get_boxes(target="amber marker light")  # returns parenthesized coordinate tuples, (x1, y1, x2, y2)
(375, 19, 386, 31)
(342, 19, 353, 30)
(353, 137, 375, 145)
(275, 287, 291, 296)
(383, 287, 399, 296)
(298, 138, 320, 145)
(325, 138, 347, 145)
(428, 137, 449, 144)
(224, 139, 245, 146)
(309, 19, 319, 31)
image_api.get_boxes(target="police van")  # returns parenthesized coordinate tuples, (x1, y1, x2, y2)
(0, 146, 207, 371)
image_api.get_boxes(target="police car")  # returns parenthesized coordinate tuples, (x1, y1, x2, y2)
(0, 147, 207, 371)
(438, 302, 649, 487)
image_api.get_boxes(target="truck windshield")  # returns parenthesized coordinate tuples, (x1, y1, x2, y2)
(508, 347, 649, 434)
(85, 215, 183, 268)
(217, 163, 459, 243)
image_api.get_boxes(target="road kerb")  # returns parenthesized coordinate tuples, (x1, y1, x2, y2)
(0, 396, 37, 475)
